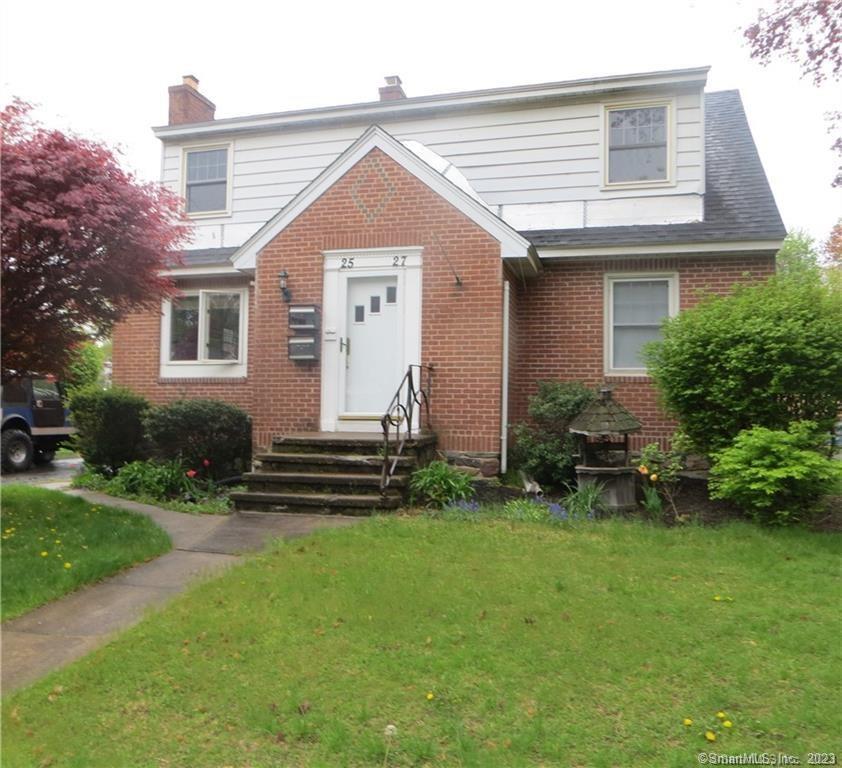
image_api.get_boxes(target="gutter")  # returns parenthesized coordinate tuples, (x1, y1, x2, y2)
(500, 280, 511, 474)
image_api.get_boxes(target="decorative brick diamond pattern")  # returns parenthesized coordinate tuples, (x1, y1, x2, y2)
(350, 155, 396, 223)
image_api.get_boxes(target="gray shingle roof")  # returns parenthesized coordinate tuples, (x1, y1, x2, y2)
(522, 90, 786, 249)
(177, 247, 238, 266)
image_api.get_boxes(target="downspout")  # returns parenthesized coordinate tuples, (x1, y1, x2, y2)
(500, 279, 510, 474)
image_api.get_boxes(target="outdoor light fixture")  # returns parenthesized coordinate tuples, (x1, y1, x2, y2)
(278, 270, 292, 303)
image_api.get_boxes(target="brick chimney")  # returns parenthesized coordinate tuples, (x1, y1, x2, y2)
(378, 75, 406, 102)
(168, 75, 216, 126)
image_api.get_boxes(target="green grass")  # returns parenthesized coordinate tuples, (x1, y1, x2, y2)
(3, 516, 840, 767)
(54, 446, 79, 460)
(0, 487, 171, 620)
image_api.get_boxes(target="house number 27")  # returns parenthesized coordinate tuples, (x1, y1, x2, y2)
(392, 255, 407, 267)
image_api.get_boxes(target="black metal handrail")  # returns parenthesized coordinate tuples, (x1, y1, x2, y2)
(381, 364, 433, 490)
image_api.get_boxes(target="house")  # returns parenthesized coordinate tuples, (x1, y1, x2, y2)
(113, 67, 785, 500)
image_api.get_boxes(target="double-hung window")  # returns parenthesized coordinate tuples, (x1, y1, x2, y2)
(606, 104, 669, 184)
(184, 146, 229, 214)
(168, 290, 243, 363)
(606, 275, 677, 374)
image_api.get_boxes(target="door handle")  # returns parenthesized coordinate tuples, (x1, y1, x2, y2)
(339, 337, 350, 354)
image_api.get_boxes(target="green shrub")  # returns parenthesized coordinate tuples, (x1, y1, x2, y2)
(108, 459, 195, 500)
(144, 399, 252, 480)
(637, 441, 684, 516)
(709, 421, 842, 525)
(410, 461, 474, 508)
(64, 341, 105, 393)
(69, 386, 148, 474)
(511, 381, 595, 487)
(645, 271, 842, 454)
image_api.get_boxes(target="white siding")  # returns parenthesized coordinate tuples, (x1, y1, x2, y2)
(164, 87, 705, 249)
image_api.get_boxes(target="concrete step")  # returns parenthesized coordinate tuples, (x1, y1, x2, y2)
(271, 432, 436, 456)
(254, 452, 415, 476)
(230, 490, 401, 516)
(242, 471, 407, 495)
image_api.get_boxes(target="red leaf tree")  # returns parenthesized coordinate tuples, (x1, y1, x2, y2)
(744, 0, 842, 185)
(1, 101, 190, 380)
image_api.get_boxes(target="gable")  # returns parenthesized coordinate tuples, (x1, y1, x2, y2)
(230, 125, 535, 271)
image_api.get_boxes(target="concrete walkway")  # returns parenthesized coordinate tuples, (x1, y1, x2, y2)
(1, 491, 359, 693)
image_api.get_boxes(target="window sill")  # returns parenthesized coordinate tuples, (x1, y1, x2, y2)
(604, 372, 651, 382)
(185, 209, 232, 220)
(600, 178, 675, 192)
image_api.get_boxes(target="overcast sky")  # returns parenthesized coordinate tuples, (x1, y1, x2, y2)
(2, 0, 839, 241)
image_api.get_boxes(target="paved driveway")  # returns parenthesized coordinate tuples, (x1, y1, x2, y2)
(1, 457, 84, 489)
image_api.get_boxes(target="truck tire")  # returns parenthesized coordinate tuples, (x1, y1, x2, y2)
(34, 448, 56, 465)
(2, 429, 34, 472)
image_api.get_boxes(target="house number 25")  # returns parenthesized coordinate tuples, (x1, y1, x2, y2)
(340, 257, 355, 269)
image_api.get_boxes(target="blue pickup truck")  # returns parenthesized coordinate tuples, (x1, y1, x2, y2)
(1, 378, 76, 472)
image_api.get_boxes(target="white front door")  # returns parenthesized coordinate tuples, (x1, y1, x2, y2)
(320, 247, 423, 433)
(342, 276, 401, 416)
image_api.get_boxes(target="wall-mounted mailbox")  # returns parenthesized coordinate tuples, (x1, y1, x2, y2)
(288, 336, 320, 361)
(289, 305, 320, 331)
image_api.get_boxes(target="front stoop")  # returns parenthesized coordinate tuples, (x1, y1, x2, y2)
(232, 432, 437, 515)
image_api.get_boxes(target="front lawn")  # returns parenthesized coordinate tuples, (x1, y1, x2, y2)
(1, 486, 171, 620)
(3, 516, 840, 766)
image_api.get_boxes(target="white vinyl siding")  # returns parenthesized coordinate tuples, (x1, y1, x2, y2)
(605, 274, 678, 374)
(163, 89, 703, 249)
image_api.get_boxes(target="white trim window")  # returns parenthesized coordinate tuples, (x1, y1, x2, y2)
(183, 144, 231, 216)
(160, 288, 248, 378)
(604, 102, 671, 186)
(605, 274, 678, 374)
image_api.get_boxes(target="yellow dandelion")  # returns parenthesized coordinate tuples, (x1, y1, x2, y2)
(649, 473, 658, 482)
(682, 718, 693, 726)
(638, 465, 649, 475)
(55, 539, 61, 544)
(40, 551, 49, 557)
(723, 720, 732, 728)
(716, 711, 726, 719)
(64, 562, 72, 569)
(713, 595, 722, 601)
(705, 731, 717, 742)
(426, 692, 435, 701)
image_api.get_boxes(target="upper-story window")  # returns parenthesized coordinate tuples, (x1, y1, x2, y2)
(184, 146, 229, 215)
(606, 105, 669, 185)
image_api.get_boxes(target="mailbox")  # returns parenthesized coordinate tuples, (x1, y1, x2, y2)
(289, 305, 320, 331)
(288, 336, 320, 361)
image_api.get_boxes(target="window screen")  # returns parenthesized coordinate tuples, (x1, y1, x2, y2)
(608, 107, 667, 183)
(205, 293, 240, 360)
(611, 279, 670, 369)
(170, 295, 200, 360)
(186, 148, 228, 213)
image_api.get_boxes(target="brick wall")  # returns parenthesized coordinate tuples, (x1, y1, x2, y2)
(249, 148, 505, 452)
(510, 253, 776, 448)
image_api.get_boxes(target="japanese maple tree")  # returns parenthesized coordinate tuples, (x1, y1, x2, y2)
(744, 0, 842, 184)
(1, 100, 190, 380)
